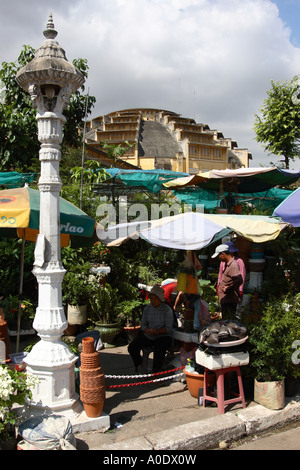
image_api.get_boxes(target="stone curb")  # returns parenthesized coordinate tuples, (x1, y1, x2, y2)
(146, 413, 244, 450)
(94, 396, 300, 450)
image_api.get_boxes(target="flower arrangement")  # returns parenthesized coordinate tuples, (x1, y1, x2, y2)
(88, 242, 111, 266)
(0, 366, 38, 441)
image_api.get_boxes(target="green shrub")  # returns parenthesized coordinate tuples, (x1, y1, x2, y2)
(249, 293, 300, 381)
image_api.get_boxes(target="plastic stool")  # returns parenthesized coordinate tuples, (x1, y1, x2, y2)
(142, 345, 154, 371)
(142, 342, 174, 372)
(203, 366, 246, 414)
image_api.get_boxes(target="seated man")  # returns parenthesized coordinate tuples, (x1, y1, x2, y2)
(128, 284, 174, 373)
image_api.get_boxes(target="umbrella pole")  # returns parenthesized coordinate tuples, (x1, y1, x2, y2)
(16, 237, 25, 353)
(80, 88, 89, 210)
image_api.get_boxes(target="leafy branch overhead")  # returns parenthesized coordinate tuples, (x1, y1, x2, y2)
(0, 45, 96, 171)
(100, 141, 135, 166)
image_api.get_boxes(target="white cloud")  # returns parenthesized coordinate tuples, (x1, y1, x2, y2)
(1, 0, 300, 169)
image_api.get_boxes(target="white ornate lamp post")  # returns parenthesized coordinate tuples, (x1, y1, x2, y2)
(16, 14, 85, 415)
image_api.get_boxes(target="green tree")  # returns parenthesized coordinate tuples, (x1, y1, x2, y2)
(0, 45, 38, 171)
(100, 141, 135, 167)
(0, 46, 96, 172)
(60, 157, 108, 218)
(254, 76, 300, 169)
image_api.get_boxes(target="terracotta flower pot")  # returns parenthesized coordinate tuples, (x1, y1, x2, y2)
(184, 369, 215, 398)
(124, 325, 141, 343)
(0, 321, 10, 360)
(234, 204, 242, 214)
(79, 337, 105, 418)
(64, 323, 79, 336)
(81, 402, 104, 418)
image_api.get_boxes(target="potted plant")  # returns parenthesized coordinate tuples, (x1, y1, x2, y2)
(0, 295, 35, 331)
(0, 365, 38, 449)
(249, 293, 300, 409)
(62, 262, 92, 329)
(19, 299, 35, 330)
(1, 295, 19, 330)
(117, 300, 146, 343)
(89, 283, 122, 348)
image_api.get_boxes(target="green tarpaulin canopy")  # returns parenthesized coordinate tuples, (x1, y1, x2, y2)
(0, 172, 36, 188)
(163, 167, 300, 193)
(105, 168, 189, 193)
(102, 168, 296, 211)
(173, 187, 293, 211)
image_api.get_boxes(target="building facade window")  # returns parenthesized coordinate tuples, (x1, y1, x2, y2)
(200, 146, 210, 157)
(189, 145, 198, 155)
(212, 148, 222, 158)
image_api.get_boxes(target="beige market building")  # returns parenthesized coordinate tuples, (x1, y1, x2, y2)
(85, 108, 252, 172)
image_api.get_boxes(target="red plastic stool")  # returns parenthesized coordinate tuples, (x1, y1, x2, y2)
(203, 366, 246, 414)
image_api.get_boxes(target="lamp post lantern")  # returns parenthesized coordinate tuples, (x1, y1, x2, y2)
(16, 14, 85, 415)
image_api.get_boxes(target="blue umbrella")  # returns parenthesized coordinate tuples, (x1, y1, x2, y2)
(273, 187, 300, 227)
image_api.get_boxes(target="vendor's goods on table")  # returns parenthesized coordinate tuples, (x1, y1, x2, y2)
(198, 320, 248, 346)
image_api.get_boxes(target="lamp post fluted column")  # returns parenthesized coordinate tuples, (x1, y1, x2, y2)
(16, 14, 85, 415)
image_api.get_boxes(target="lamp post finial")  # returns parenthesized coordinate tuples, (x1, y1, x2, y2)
(43, 12, 57, 40)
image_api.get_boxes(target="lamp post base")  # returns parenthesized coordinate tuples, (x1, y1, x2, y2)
(25, 361, 81, 417)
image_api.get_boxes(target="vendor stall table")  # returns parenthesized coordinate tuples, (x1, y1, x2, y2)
(172, 329, 198, 344)
(195, 348, 249, 414)
(203, 366, 246, 414)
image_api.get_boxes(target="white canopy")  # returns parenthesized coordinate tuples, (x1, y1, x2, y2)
(97, 212, 288, 251)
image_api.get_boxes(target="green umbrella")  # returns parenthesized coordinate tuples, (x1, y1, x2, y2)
(0, 186, 98, 247)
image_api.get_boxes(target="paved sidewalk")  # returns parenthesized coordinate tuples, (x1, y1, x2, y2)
(74, 344, 300, 450)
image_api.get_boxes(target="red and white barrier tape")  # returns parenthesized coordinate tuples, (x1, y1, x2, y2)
(105, 366, 185, 388)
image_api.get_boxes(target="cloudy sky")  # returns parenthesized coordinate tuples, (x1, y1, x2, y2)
(1, 0, 300, 170)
